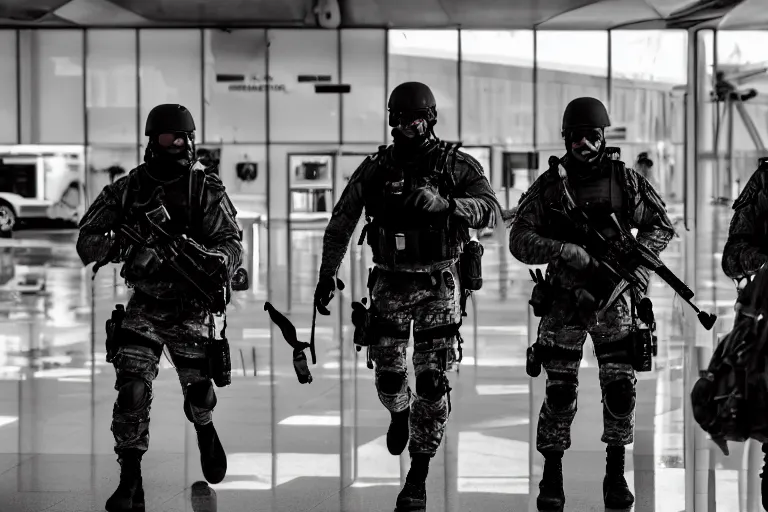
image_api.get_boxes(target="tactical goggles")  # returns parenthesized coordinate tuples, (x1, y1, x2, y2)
(156, 133, 188, 148)
(568, 127, 603, 143)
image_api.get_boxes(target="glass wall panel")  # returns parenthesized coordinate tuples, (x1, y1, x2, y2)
(138, 30, 202, 141)
(86, 30, 138, 145)
(19, 30, 85, 144)
(711, 29, 768, 510)
(203, 29, 267, 144)
(0, 31, 18, 144)
(341, 30, 386, 144)
(267, 30, 338, 143)
(388, 30, 459, 141)
(715, 31, 768, 196)
(460, 30, 534, 147)
(86, 146, 138, 205)
(535, 31, 608, 149)
(610, 30, 687, 200)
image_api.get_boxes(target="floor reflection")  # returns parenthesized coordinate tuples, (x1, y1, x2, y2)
(0, 208, 750, 511)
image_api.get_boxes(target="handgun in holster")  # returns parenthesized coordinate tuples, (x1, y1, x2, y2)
(628, 296, 658, 372)
(207, 337, 232, 387)
(105, 304, 125, 363)
(206, 309, 232, 388)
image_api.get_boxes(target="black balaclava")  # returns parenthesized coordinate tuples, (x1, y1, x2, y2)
(391, 112, 437, 161)
(144, 132, 196, 181)
(564, 126, 606, 177)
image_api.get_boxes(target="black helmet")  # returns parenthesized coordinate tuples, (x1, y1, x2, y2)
(562, 97, 611, 131)
(388, 82, 437, 127)
(145, 104, 196, 136)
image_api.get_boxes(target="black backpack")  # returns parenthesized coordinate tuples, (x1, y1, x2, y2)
(691, 264, 768, 455)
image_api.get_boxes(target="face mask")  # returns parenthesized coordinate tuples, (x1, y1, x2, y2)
(566, 128, 604, 163)
(147, 132, 195, 171)
(392, 116, 430, 148)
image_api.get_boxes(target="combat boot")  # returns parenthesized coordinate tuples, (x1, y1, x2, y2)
(603, 445, 634, 509)
(537, 451, 565, 511)
(387, 407, 410, 456)
(195, 422, 227, 484)
(395, 453, 429, 511)
(105, 449, 146, 512)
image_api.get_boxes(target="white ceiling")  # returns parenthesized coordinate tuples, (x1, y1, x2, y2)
(0, 0, 766, 29)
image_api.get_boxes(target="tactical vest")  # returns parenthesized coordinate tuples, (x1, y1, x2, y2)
(120, 164, 207, 240)
(361, 141, 463, 269)
(549, 157, 631, 243)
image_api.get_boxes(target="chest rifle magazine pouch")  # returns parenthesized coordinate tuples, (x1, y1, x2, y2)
(208, 336, 232, 387)
(105, 304, 126, 363)
(460, 240, 484, 291)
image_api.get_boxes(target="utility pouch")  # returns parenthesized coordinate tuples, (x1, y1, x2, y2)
(105, 304, 125, 363)
(629, 327, 658, 372)
(207, 337, 232, 387)
(460, 240, 484, 291)
(352, 299, 378, 347)
(293, 349, 313, 384)
(526, 344, 542, 378)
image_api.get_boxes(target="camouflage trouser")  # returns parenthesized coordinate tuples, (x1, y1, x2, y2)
(536, 293, 636, 453)
(110, 292, 215, 455)
(369, 263, 461, 456)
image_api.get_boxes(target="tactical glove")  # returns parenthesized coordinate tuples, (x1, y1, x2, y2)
(559, 243, 592, 270)
(314, 275, 338, 315)
(404, 187, 455, 215)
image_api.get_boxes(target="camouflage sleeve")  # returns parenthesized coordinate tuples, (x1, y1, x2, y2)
(451, 151, 501, 229)
(628, 170, 675, 255)
(722, 167, 768, 279)
(508, 173, 563, 265)
(318, 157, 373, 280)
(76, 180, 125, 266)
(199, 173, 243, 280)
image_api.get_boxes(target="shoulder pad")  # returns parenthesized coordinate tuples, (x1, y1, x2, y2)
(733, 167, 768, 210)
(454, 149, 484, 175)
(371, 144, 390, 161)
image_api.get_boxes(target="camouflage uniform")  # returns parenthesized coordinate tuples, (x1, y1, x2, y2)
(723, 160, 768, 282)
(319, 141, 498, 455)
(509, 155, 673, 453)
(76, 162, 242, 454)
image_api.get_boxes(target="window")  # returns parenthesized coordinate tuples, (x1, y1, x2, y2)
(0, 31, 17, 144)
(138, 30, 202, 142)
(610, 31, 687, 197)
(461, 31, 534, 146)
(715, 31, 768, 193)
(86, 30, 138, 145)
(19, 30, 85, 144)
(267, 30, 338, 143)
(203, 29, 267, 144)
(535, 31, 608, 147)
(341, 30, 386, 144)
(388, 30, 459, 141)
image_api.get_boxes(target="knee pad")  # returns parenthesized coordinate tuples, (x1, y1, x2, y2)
(378, 370, 406, 395)
(184, 380, 217, 422)
(116, 376, 149, 413)
(546, 383, 577, 413)
(603, 379, 636, 417)
(416, 368, 447, 401)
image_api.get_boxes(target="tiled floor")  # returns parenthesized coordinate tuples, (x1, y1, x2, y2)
(0, 210, 755, 511)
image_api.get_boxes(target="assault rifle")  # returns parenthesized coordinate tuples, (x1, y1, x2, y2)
(556, 161, 717, 331)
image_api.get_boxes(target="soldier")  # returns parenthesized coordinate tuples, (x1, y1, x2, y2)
(722, 157, 768, 510)
(314, 81, 499, 511)
(509, 97, 674, 510)
(76, 104, 242, 512)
